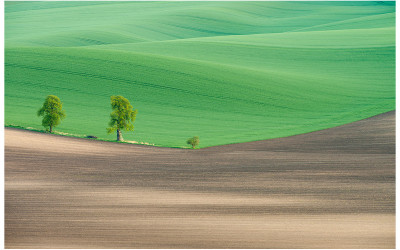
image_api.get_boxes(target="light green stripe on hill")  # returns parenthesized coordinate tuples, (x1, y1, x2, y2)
(5, 1, 395, 148)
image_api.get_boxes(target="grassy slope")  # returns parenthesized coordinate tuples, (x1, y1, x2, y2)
(5, 1, 395, 148)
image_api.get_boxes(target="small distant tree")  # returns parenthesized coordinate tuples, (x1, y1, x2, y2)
(107, 95, 138, 141)
(187, 136, 199, 149)
(37, 95, 66, 133)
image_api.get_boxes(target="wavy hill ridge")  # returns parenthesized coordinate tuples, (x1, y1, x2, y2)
(5, 1, 395, 47)
(5, 1, 395, 148)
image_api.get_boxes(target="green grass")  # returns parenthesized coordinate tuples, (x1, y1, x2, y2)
(5, 1, 395, 148)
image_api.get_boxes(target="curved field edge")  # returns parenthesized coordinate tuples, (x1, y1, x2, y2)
(4, 2, 395, 149)
(5, 45, 394, 148)
(4, 110, 395, 150)
(4, 107, 395, 249)
(4, 124, 161, 147)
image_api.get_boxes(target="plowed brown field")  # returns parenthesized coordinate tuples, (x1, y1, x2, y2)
(5, 111, 395, 248)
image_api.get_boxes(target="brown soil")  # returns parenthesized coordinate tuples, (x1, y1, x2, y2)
(5, 111, 395, 248)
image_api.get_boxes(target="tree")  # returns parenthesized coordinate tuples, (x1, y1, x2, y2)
(187, 136, 199, 149)
(107, 95, 138, 141)
(37, 95, 66, 133)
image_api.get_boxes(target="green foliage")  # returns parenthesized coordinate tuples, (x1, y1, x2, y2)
(4, 2, 396, 148)
(187, 136, 199, 149)
(107, 95, 138, 141)
(37, 95, 66, 133)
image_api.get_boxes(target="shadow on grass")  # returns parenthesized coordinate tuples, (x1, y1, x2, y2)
(4, 124, 193, 149)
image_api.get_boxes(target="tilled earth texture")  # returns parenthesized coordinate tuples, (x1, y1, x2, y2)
(5, 111, 395, 248)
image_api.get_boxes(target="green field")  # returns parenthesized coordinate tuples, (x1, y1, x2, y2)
(5, 1, 395, 148)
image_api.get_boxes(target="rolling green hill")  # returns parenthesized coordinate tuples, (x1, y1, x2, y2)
(5, 1, 395, 148)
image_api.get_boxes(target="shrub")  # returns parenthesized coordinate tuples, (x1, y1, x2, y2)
(187, 136, 199, 149)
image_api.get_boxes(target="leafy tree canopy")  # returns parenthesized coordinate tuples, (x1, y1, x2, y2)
(107, 95, 138, 141)
(37, 95, 66, 133)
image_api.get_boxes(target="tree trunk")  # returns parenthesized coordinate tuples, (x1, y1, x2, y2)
(49, 126, 53, 133)
(117, 129, 123, 141)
